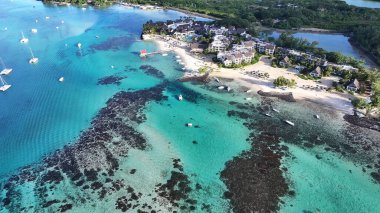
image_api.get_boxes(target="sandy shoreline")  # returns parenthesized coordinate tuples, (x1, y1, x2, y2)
(144, 34, 355, 114)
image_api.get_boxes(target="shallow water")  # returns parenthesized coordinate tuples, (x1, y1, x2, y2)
(343, 0, 380, 8)
(1, 1, 380, 212)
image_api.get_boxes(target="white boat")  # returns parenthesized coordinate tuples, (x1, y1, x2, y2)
(0, 76, 11, 92)
(19, 31, 29, 43)
(111, 65, 115, 69)
(77, 43, 82, 48)
(162, 53, 168, 56)
(218, 86, 225, 90)
(81, 7, 87, 10)
(264, 113, 272, 117)
(95, 35, 99, 38)
(29, 48, 38, 64)
(245, 97, 252, 101)
(314, 114, 320, 119)
(58, 77, 64, 82)
(56, 26, 59, 29)
(45, 16, 50, 19)
(186, 123, 193, 127)
(178, 94, 183, 101)
(61, 20, 65, 24)
(3, 27, 7, 31)
(226, 87, 232, 92)
(285, 120, 295, 126)
(272, 108, 280, 113)
(176, 55, 181, 59)
(35, 19, 38, 23)
(213, 77, 221, 83)
(246, 89, 252, 93)
(31, 28, 38, 33)
(0, 58, 12, 75)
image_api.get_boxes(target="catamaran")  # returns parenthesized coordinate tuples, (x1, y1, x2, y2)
(20, 31, 29, 43)
(0, 58, 12, 75)
(0, 76, 11, 91)
(29, 48, 38, 64)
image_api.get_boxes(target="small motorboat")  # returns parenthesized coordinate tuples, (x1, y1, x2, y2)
(0, 58, 12, 75)
(178, 94, 183, 101)
(285, 120, 295, 126)
(314, 114, 320, 119)
(45, 16, 50, 20)
(186, 123, 193, 127)
(31, 28, 38, 33)
(56, 26, 59, 29)
(59, 77, 64, 82)
(264, 113, 272, 117)
(245, 97, 252, 101)
(0, 68, 12, 75)
(176, 55, 181, 59)
(77, 43, 82, 48)
(218, 86, 225, 90)
(81, 7, 87, 10)
(272, 108, 280, 113)
(162, 53, 168, 56)
(0, 76, 11, 91)
(35, 19, 38, 23)
(19, 31, 29, 43)
(29, 57, 38, 64)
(111, 65, 115, 69)
(61, 20, 65, 24)
(246, 89, 252, 93)
(29, 48, 38, 64)
(226, 87, 232, 92)
(95, 35, 99, 38)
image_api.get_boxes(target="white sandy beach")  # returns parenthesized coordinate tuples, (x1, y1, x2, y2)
(145, 35, 354, 114)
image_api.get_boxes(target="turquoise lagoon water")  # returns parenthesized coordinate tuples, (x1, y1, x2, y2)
(1, 1, 380, 212)
(343, 0, 380, 8)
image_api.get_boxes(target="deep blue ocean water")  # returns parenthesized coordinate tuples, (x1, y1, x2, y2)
(1, 1, 380, 212)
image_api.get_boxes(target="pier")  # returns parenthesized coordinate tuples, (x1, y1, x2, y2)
(140, 49, 170, 57)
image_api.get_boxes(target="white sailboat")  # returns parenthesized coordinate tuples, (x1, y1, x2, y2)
(20, 31, 29, 43)
(0, 58, 12, 75)
(285, 120, 295, 126)
(0, 76, 11, 91)
(29, 48, 38, 64)
(58, 77, 64, 82)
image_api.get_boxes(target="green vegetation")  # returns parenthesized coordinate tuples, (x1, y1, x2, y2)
(351, 98, 367, 109)
(273, 76, 297, 88)
(43, 0, 111, 7)
(122, 0, 380, 65)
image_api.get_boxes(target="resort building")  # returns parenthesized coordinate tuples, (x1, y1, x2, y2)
(279, 56, 291, 67)
(310, 66, 322, 78)
(346, 79, 360, 91)
(257, 43, 275, 55)
(209, 35, 229, 52)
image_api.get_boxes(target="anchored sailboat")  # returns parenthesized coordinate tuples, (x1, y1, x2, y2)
(0, 58, 12, 75)
(29, 48, 38, 64)
(20, 31, 29, 43)
(0, 76, 11, 91)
